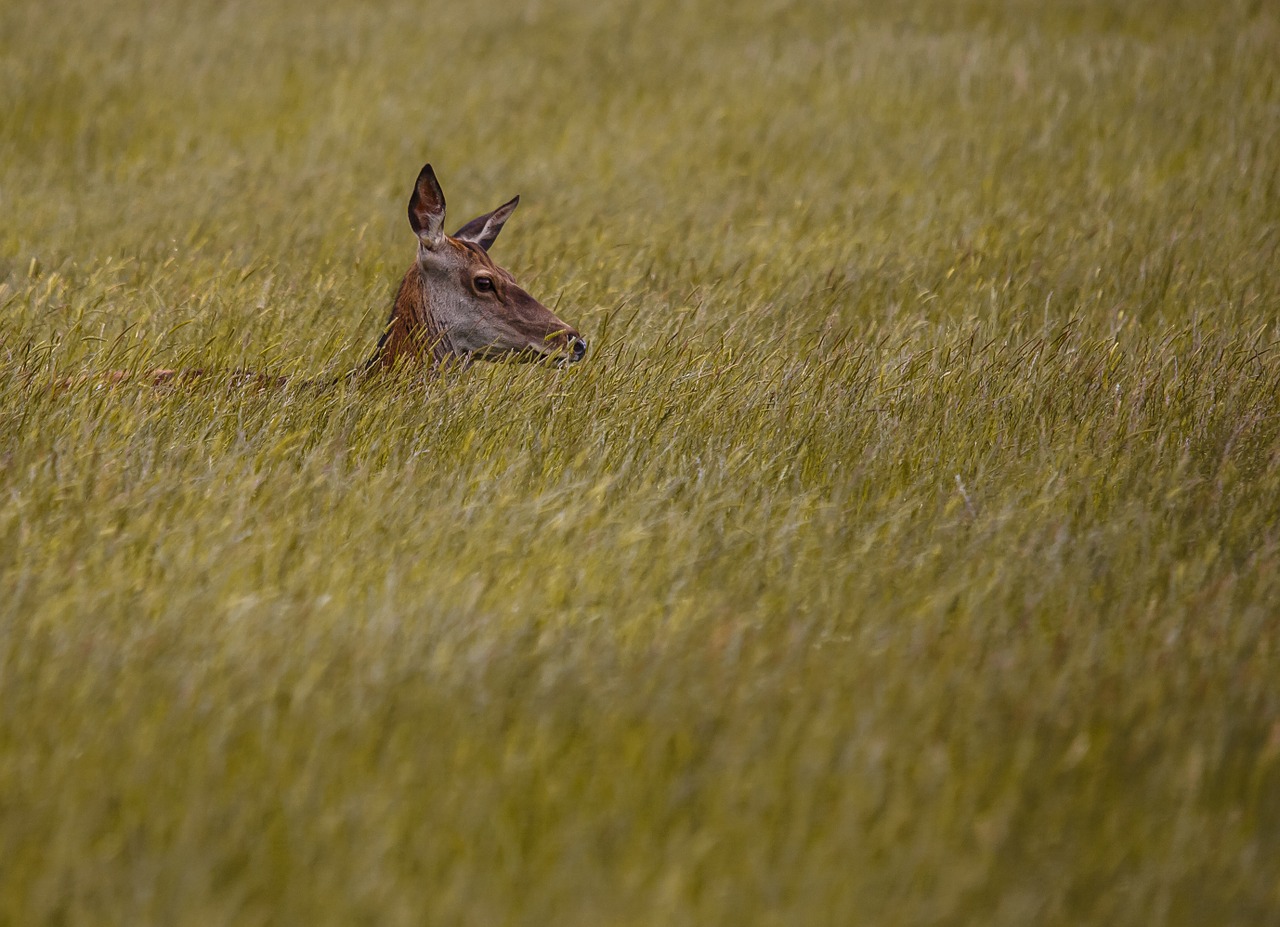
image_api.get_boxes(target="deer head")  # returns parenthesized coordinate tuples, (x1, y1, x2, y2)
(372, 163, 587, 371)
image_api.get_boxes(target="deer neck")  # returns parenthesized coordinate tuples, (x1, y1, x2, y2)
(370, 262, 455, 371)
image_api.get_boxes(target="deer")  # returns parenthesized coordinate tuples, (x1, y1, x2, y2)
(366, 162, 587, 374)
(55, 162, 586, 389)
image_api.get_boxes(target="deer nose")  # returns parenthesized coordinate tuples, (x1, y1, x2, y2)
(570, 337, 588, 362)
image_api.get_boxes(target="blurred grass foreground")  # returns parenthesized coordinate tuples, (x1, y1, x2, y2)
(2, 0, 1279, 924)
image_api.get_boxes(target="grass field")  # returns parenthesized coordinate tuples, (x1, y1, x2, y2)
(3, 0, 1279, 923)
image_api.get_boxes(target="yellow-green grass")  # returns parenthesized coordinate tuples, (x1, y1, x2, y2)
(2, 0, 1279, 923)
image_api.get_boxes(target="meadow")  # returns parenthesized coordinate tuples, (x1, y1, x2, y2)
(2, 0, 1279, 923)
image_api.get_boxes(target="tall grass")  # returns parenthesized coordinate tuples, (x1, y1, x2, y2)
(2, 0, 1279, 924)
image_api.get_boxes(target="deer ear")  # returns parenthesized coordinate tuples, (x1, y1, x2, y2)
(408, 163, 446, 248)
(452, 195, 519, 251)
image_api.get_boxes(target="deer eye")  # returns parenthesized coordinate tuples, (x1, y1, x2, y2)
(474, 275, 495, 293)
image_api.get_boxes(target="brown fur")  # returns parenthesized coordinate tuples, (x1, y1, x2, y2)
(368, 261, 451, 371)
